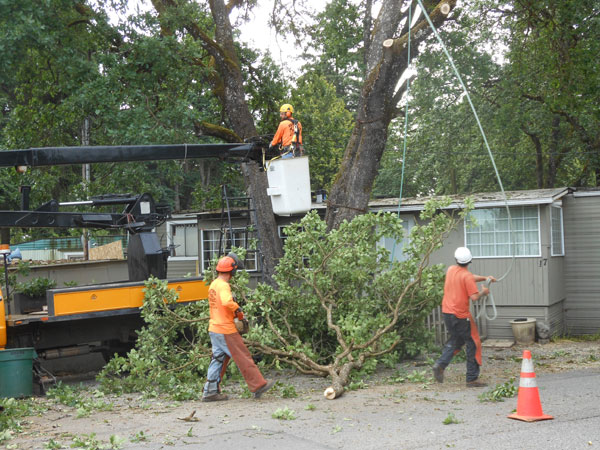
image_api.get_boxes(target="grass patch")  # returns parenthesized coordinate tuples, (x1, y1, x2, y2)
(551, 333, 600, 343)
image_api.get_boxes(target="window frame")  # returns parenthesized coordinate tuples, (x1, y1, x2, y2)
(464, 205, 541, 259)
(166, 219, 199, 261)
(550, 204, 565, 256)
(200, 227, 258, 273)
(377, 215, 415, 263)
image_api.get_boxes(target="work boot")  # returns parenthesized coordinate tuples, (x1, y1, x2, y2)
(201, 393, 229, 402)
(432, 364, 444, 383)
(254, 379, 276, 399)
(466, 379, 487, 388)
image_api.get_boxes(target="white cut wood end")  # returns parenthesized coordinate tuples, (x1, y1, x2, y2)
(324, 387, 336, 400)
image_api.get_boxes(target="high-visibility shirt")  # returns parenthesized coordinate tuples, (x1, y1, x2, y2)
(271, 118, 302, 147)
(441, 265, 479, 319)
(208, 278, 240, 334)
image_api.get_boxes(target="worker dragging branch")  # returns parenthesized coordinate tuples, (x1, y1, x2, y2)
(202, 253, 275, 402)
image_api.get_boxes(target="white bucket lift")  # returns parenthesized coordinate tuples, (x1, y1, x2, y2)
(266, 156, 311, 216)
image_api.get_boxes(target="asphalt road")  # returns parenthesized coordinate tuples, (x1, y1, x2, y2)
(126, 367, 600, 450)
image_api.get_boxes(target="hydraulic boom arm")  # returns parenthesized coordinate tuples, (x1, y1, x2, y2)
(0, 142, 272, 168)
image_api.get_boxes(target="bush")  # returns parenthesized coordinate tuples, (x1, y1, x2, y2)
(15, 277, 56, 297)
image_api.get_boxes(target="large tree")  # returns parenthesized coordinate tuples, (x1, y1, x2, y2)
(374, 0, 600, 197)
(148, 0, 287, 283)
(499, 0, 600, 187)
(324, 0, 457, 229)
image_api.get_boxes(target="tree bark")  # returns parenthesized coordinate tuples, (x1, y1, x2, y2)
(0, 229, 9, 247)
(325, 0, 457, 230)
(241, 162, 283, 284)
(548, 115, 561, 188)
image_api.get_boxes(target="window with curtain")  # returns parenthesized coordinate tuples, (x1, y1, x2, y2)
(465, 206, 540, 257)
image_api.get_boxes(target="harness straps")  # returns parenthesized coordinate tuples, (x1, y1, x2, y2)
(284, 118, 300, 149)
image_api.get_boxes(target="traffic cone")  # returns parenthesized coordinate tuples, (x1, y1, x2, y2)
(508, 349, 553, 422)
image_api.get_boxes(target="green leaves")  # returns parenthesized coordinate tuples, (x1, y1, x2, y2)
(271, 406, 296, 420)
(97, 200, 460, 397)
(478, 378, 517, 402)
(0, 397, 46, 441)
(245, 201, 459, 386)
(376, 0, 600, 196)
(98, 277, 211, 400)
(14, 277, 56, 297)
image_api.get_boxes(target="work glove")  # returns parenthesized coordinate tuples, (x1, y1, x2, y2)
(234, 308, 249, 334)
(234, 308, 244, 321)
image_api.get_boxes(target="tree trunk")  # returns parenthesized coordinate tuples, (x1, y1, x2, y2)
(522, 127, 544, 188)
(327, 116, 390, 230)
(325, 0, 457, 230)
(152, 0, 283, 282)
(547, 115, 561, 188)
(241, 162, 283, 285)
(0, 229, 9, 246)
(206, 0, 283, 284)
(325, 359, 363, 400)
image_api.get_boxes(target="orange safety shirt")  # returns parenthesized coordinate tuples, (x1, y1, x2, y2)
(271, 118, 302, 148)
(208, 277, 240, 334)
(441, 265, 479, 319)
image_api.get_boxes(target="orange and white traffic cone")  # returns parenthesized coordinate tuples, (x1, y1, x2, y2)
(508, 349, 553, 422)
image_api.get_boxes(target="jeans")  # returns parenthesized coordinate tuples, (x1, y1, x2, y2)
(203, 332, 231, 396)
(436, 313, 480, 382)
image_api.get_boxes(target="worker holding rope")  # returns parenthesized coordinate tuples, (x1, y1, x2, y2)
(432, 247, 497, 388)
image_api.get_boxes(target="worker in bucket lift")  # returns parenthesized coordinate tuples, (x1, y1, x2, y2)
(202, 253, 275, 402)
(432, 247, 497, 388)
(270, 103, 303, 159)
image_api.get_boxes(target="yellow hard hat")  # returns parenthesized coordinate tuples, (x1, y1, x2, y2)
(279, 103, 294, 114)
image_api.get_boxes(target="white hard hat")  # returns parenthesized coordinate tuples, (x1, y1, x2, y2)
(454, 247, 473, 264)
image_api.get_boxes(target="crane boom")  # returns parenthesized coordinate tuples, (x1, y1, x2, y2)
(0, 142, 271, 168)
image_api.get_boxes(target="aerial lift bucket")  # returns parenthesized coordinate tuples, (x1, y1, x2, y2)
(266, 156, 311, 216)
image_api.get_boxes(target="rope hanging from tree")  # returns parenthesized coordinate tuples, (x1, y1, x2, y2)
(390, 1, 518, 321)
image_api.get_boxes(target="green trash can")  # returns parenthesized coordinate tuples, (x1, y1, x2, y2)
(0, 347, 37, 398)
